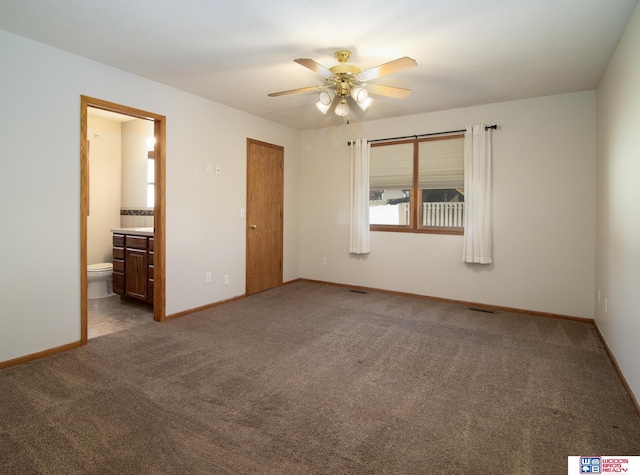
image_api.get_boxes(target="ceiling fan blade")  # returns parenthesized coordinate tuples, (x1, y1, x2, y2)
(294, 58, 335, 78)
(364, 83, 413, 99)
(358, 57, 417, 82)
(268, 85, 322, 97)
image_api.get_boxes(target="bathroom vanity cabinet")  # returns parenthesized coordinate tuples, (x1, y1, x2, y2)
(112, 231, 154, 305)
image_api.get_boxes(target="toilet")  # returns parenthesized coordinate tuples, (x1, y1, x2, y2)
(87, 262, 114, 299)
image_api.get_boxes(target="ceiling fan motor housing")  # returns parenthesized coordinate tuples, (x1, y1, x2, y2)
(328, 50, 362, 98)
(334, 76, 354, 97)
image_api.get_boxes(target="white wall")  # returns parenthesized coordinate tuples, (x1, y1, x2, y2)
(300, 91, 596, 318)
(87, 116, 122, 264)
(596, 3, 640, 399)
(121, 118, 154, 209)
(0, 29, 300, 363)
(0, 24, 607, 370)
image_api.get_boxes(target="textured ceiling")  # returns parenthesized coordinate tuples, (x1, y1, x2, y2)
(0, 0, 637, 130)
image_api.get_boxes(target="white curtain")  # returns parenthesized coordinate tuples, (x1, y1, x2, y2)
(462, 125, 493, 264)
(350, 138, 371, 254)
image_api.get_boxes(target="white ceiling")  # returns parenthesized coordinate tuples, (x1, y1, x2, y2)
(0, 0, 637, 130)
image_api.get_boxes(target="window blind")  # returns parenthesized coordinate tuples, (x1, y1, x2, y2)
(369, 143, 413, 190)
(418, 137, 464, 189)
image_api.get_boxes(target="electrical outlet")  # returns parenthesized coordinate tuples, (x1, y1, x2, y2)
(205, 272, 212, 284)
(321, 257, 327, 266)
(215, 165, 221, 175)
(224, 274, 229, 285)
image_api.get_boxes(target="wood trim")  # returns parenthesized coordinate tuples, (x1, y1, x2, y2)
(593, 323, 640, 418)
(370, 225, 464, 235)
(167, 277, 635, 418)
(165, 279, 303, 321)
(299, 278, 593, 323)
(82, 96, 166, 121)
(9, 277, 635, 418)
(80, 99, 89, 344)
(411, 140, 419, 228)
(370, 133, 466, 235)
(0, 341, 83, 370)
(370, 138, 416, 148)
(153, 117, 166, 322)
(165, 294, 246, 320)
(283, 278, 303, 286)
(80, 96, 167, 338)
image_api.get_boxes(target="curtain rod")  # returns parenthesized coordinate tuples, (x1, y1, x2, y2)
(347, 124, 498, 146)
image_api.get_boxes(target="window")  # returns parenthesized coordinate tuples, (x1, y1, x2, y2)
(369, 134, 464, 234)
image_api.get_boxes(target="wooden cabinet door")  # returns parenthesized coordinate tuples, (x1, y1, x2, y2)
(125, 248, 148, 300)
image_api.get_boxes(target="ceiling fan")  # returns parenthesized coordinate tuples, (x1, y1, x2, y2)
(268, 50, 417, 118)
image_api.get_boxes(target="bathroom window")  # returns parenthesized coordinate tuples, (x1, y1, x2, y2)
(147, 151, 155, 208)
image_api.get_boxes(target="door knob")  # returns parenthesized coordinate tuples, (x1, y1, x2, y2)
(250, 224, 257, 230)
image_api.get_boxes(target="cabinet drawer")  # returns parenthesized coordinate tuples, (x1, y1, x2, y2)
(112, 272, 124, 295)
(148, 237, 154, 252)
(113, 248, 125, 260)
(126, 235, 147, 250)
(147, 279, 154, 304)
(113, 259, 125, 273)
(113, 234, 124, 247)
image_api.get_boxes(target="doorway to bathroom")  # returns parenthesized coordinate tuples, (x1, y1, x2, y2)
(80, 96, 166, 344)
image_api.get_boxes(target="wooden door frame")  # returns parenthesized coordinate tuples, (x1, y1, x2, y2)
(245, 138, 284, 295)
(80, 96, 167, 344)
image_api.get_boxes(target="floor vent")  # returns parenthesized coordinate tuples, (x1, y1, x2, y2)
(350, 289, 369, 294)
(469, 307, 495, 314)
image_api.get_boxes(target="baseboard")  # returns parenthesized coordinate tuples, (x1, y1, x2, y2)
(283, 278, 303, 286)
(300, 278, 640, 417)
(592, 323, 640, 418)
(300, 278, 593, 323)
(0, 340, 83, 370)
(1, 283, 288, 368)
(164, 293, 246, 320)
(2, 280, 636, 417)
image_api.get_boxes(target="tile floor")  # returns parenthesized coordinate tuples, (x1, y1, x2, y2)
(87, 294, 154, 339)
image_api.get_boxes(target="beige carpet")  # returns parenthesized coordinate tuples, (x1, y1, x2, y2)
(1, 281, 639, 474)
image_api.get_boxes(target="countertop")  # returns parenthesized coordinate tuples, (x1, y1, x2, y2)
(110, 227, 154, 237)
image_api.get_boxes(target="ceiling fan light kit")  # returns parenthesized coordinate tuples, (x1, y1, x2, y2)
(315, 100, 331, 114)
(318, 89, 335, 105)
(350, 86, 368, 104)
(335, 100, 350, 117)
(269, 50, 417, 121)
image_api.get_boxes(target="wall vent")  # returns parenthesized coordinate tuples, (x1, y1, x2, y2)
(469, 307, 495, 314)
